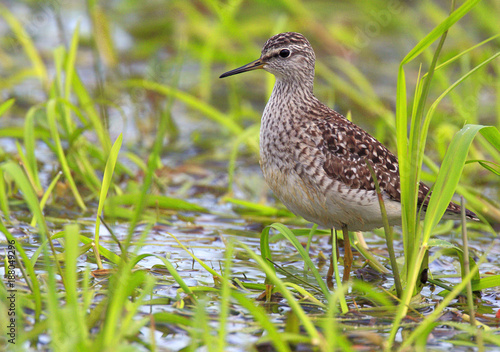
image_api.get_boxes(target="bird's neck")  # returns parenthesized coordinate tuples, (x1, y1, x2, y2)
(269, 76, 314, 107)
(262, 77, 315, 131)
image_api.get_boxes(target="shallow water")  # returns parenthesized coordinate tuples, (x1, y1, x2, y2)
(3, 194, 498, 351)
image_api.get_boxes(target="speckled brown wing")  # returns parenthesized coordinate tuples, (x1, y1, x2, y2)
(314, 111, 412, 203)
(305, 103, 475, 218)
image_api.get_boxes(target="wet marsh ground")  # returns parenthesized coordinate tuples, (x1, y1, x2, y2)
(1, 0, 500, 351)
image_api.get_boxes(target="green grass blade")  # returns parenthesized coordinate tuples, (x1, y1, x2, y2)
(0, 127, 50, 139)
(262, 223, 332, 299)
(77, 236, 121, 264)
(0, 98, 15, 116)
(232, 291, 293, 352)
(14, 140, 37, 193)
(94, 134, 123, 265)
(429, 33, 500, 75)
(109, 276, 154, 348)
(152, 255, 197, 299)
(0, 221, 42, 319)
(153, 312, 192, 327)
(225, 196, 291, 216)
(0, 4, 48, 89)
(23, 106, 42, 192)
(323, 283, 356, 351)
(46, 99, 87, 210)
(0, 169, 10, 221)
(395, 62, 410, 245)
(217, 238, 234, 351)
(64, 224, 82, 318)
(365, 160, 402, 298)
(421, 51, 500, 167)
(99, 268, 154, 348)
(88, 2, 118, 67)
(0, 161, 66, 288)
(471, 275, 500, 291)
(239, 240, 324, 345)
(30, 171, 62, 228)
(400, 0, 480, 65)
(106, 193, 207, 212)
(72, 72, 111, 153)
(1, 162, 49, 239)
(422, 125, 494, 240)
(480, 125, 500, 151)
(390, 1, 483, 348)
(260, 226, 275, 279)
(62, 22, 81, 135)
(396, 0, 482, 250)
(398, 240, 494, 351)
(166, 231, 222, 280)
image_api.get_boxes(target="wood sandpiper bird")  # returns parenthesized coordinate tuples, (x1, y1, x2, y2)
(220, 32, 478, 282)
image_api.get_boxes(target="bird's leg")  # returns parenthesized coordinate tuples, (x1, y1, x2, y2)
(342, 224, 352, 282)
(327, 229, 334, 279)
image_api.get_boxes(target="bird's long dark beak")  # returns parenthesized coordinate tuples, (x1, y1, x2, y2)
(219, 59, 265, 78)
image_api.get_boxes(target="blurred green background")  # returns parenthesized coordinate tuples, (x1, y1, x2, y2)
(1, 0, 499, 219)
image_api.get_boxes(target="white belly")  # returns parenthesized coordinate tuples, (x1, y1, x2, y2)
(261, 163, 403, 232)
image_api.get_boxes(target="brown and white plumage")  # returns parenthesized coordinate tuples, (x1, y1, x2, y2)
(220, 32, 478, 281)
(221, 32, 478, 232)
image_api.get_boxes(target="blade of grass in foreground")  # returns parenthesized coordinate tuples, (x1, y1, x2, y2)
(366, 160, 402, 298)
(106, 194, 207, 212)
(401, 125, 498, 320)
(94, 134, 123, 268)
(217, 238, 233, 352)
(260, 223, 332, 299)
(232, 291, 293, 352)
(396, 0, 480, 269)
(239, 241, 325, 347)
(461, 197, 477, 332)
(1, 162, 50, 251)
(0, 97, 15, 116)
(190, 300, 216, 350)
(391, 0, 482, 349)
(30, 171, 62, 228)
(23, 106, 43, 193)
(72, 71, 111, 153)
(419, 51, 500, 184)
(422, 125, 498, 239)
(0, 169, 9, 221)
(153, 254, 197, 299)
(403, 16, 449, 277)
(390, 124, 499, 350)
(398, 240, 495, 351)
(46, 99, 87, 211)
(98, 269, 155, 349)
(63, 224, 89, 341)
(166, 232, 223, 280)
(0, 221, 42, 319)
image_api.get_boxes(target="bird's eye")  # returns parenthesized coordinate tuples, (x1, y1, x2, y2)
(279, 49, 290, 58)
